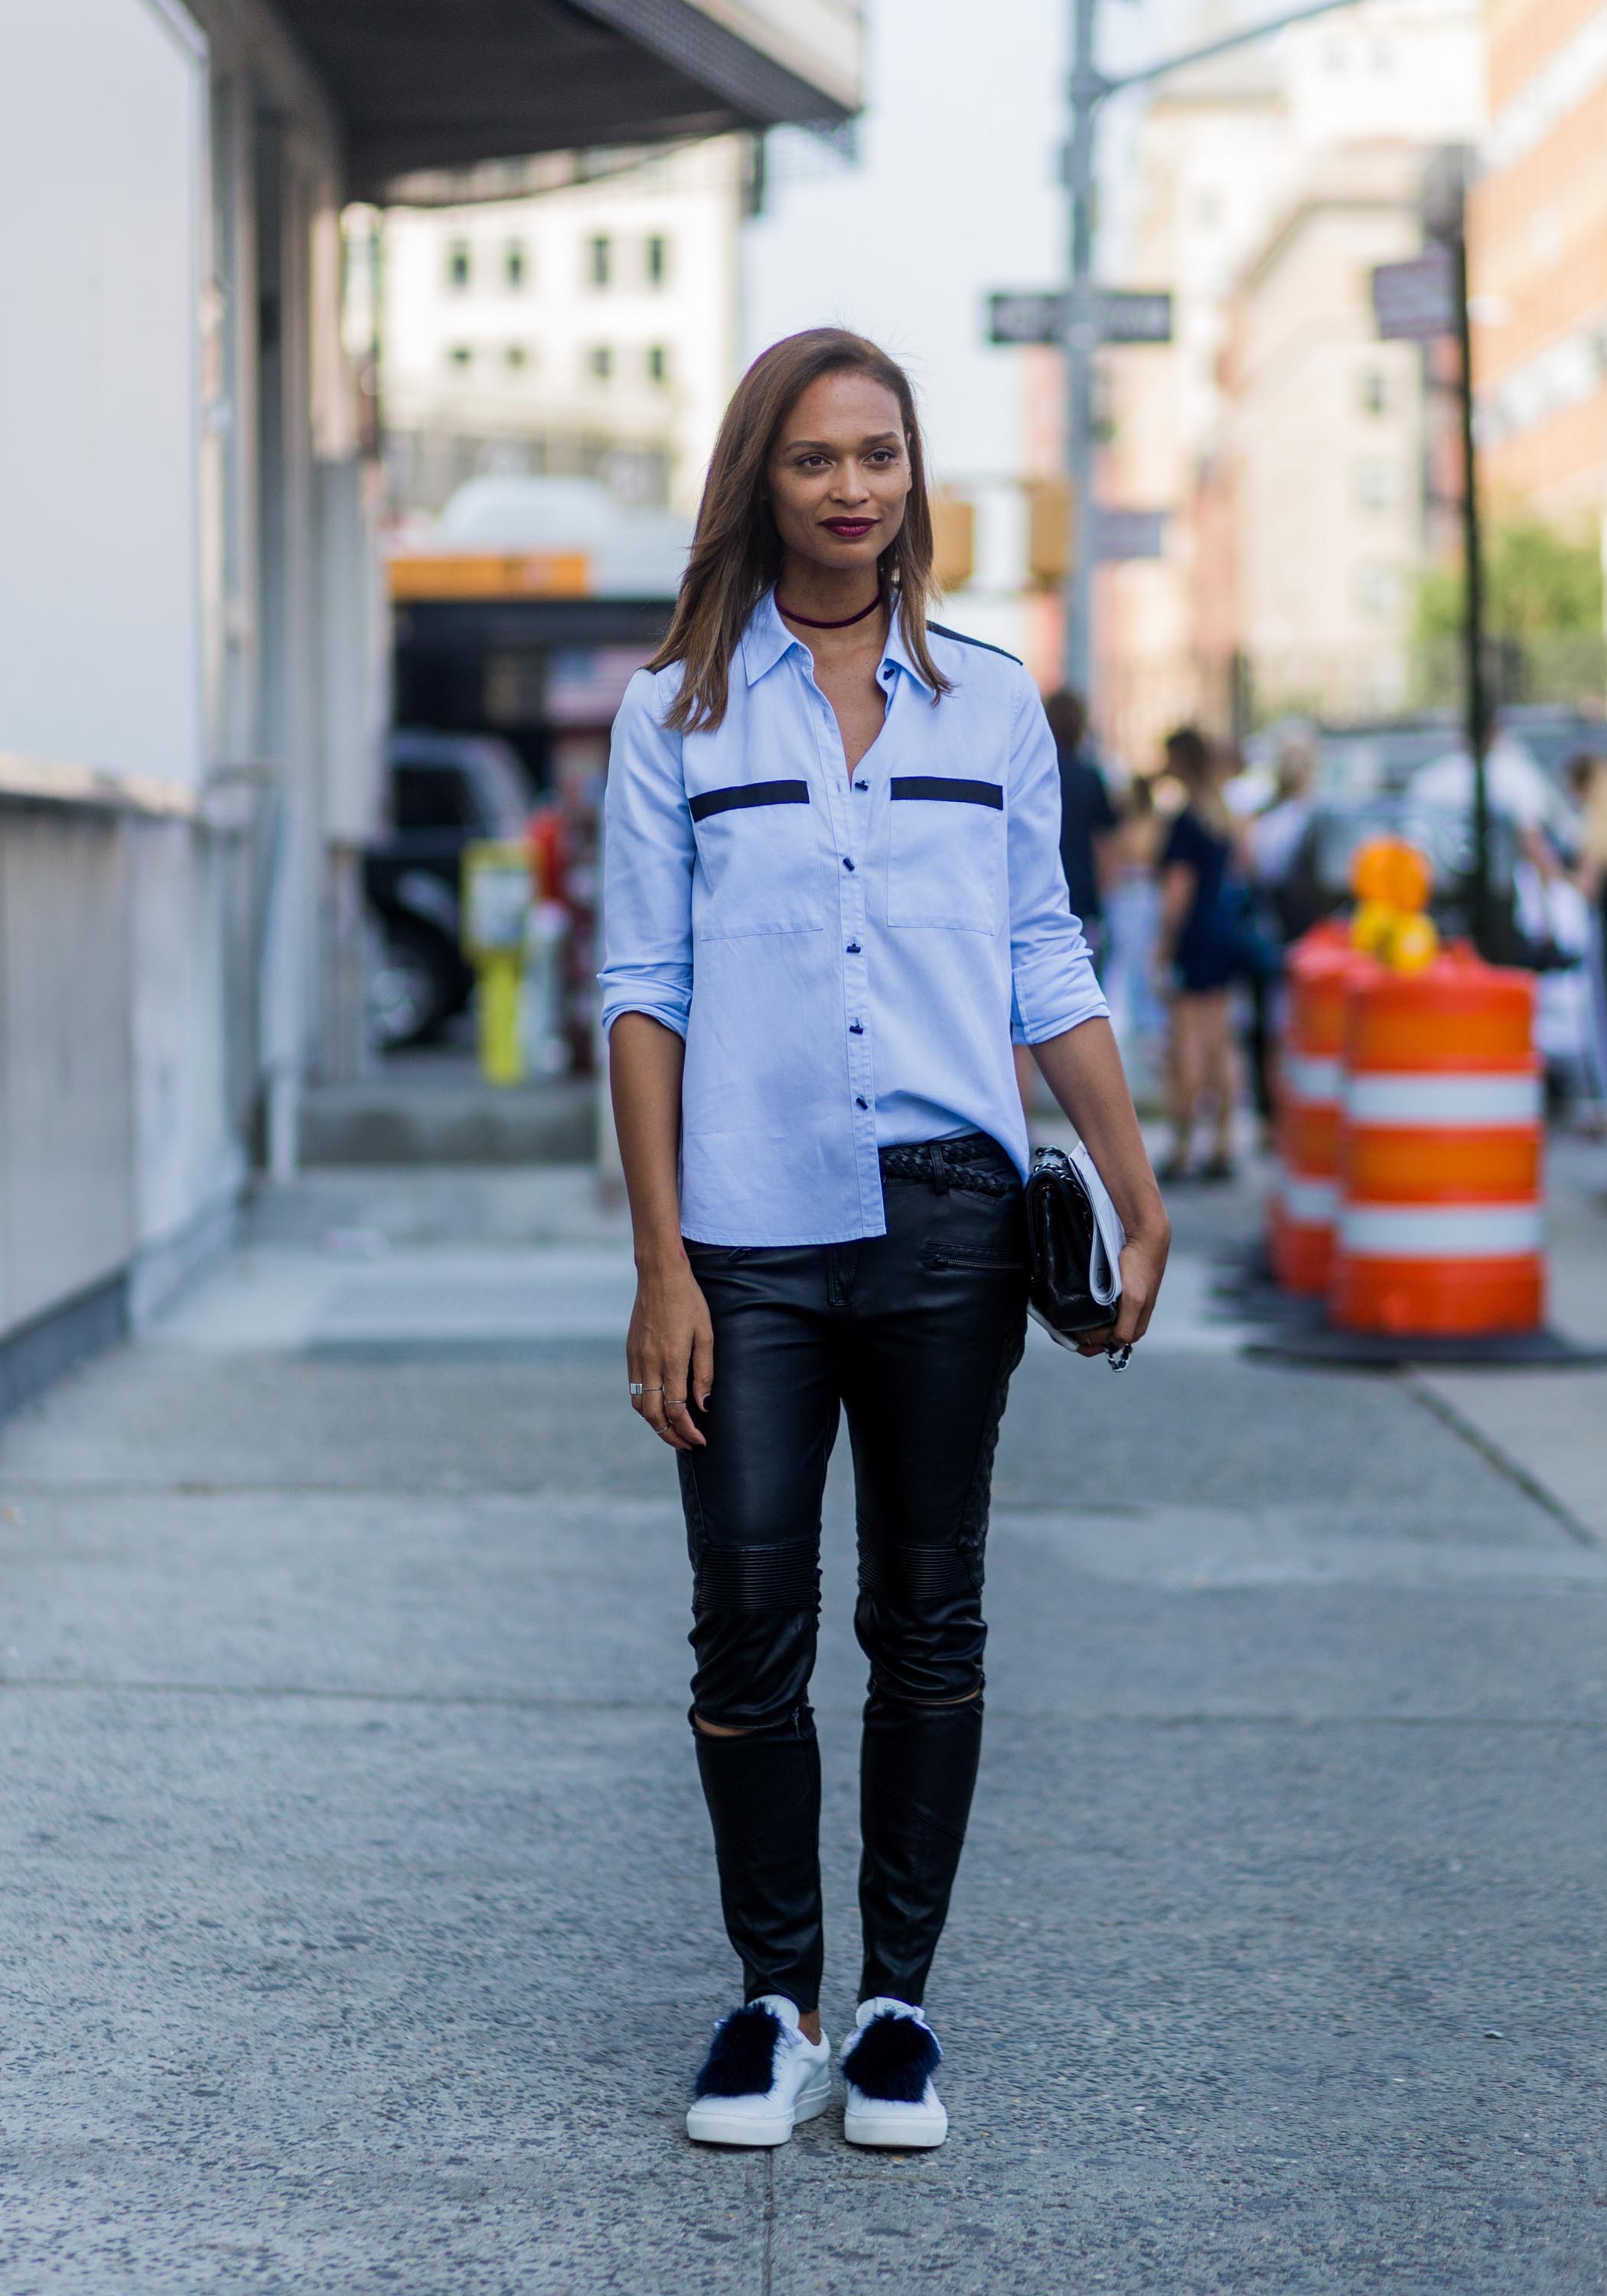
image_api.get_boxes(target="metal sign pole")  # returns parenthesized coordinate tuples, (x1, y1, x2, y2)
(1373, 192, 1491, 955)
(1064, 0, 1100, 698)
(1452, 227, 1493, 955)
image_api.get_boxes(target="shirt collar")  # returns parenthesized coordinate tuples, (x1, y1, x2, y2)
(740, 589, 801, 687)
(879, 600, 935, 696)
(739, 587, 936, 696)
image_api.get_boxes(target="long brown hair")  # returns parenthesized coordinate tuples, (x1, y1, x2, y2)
(647, 328, 951, 733)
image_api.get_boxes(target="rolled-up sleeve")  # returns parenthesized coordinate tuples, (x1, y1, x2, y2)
(1005, 673, 1111, 1045)
(598, 668, 695, 1041)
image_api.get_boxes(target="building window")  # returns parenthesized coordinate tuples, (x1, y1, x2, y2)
(447, 344, 472, 367)
(646, 344, 669, 386)
(1357, 460, 1397, 510)
(506, 344, 530, 370)
(506, 240, 528, 290)
(1360, 368, 1389, 416)
(587, 344, 614, 383)
(588, 235, 612, 287)
(1358, 563, 1400, 618)
(646, 234, 669, 286)
(446, 239, 471, 290)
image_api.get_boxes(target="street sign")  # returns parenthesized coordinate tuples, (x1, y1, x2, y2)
(987, 288, 1174, 347)
(988, 291, 1066, 346)
(1371, 246, 1456, 341)
(1095, 507, 1167, 562)
(1097, 289, 1172, 344)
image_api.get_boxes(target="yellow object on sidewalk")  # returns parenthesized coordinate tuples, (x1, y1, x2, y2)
(461, 840, 535, 1085)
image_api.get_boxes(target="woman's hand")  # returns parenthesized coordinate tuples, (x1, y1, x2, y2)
(1030, 1016, 1173, 1362)
(1071, 1221, 1171, 1356)
(608, 1013, 711, 1450)
(627, 1254, 714, 1450)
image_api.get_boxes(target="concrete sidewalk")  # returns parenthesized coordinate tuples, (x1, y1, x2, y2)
(2, 1152, 1605, 2292)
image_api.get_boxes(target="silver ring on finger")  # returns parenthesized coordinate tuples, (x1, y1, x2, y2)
(628, 1381, 644, 1397)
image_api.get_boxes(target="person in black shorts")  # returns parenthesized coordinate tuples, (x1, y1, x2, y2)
(1156, 727, 1240, 1180)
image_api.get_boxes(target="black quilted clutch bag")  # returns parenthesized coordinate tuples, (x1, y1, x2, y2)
(1024, 1145, 1132, 1369)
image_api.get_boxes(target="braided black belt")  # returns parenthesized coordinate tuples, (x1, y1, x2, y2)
(878, 1134, 1020, 1199)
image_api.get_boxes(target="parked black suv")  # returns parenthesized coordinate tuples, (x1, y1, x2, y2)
(364, 729, 531, 1050)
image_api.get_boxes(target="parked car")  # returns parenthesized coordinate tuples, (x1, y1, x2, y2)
(364, 729, 530, 1050)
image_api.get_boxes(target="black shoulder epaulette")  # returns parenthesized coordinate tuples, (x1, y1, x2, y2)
(924, 620, 1023, 666)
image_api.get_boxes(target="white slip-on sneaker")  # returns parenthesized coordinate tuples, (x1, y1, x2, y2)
(840, 1997, 949, 2149)
(686, 1994, 832, 2148)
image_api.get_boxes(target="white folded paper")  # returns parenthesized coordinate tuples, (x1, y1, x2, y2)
(1069, 1140, 1126, 1309)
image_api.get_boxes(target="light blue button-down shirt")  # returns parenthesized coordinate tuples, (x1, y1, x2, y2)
(598, 590, 1109, 1246)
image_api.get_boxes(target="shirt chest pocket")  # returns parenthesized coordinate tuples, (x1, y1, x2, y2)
(689, 779, 823, 939)
(886, 776, 1006, 933)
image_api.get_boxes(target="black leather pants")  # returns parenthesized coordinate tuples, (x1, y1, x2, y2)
(679, 1133, 1028, 2014)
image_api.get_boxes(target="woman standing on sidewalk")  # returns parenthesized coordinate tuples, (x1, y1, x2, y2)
(600, 328, 1169, 2151)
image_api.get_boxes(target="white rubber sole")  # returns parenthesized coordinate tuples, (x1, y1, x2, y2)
(843, 2088, 949, 2150)
(686, 2063, 833, 2148)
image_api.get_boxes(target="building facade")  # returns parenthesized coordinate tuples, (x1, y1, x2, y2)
(1469, 0, 1607, 535)
(1094, 0, 1484, 760)
(0, 0, 858, 1414)
(379, 140, 746, 522)
(1231, 143, 1436, 722)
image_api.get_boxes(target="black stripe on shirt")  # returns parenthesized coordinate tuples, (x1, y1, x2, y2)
(924, 620, 1023, 664)
(689, 779, 810, 823)
(890, 776, 1004, 810)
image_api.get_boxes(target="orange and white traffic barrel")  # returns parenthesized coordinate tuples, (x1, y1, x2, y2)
(1331, 951, 1543, 1333)
(1270, 923, 1361, 1295)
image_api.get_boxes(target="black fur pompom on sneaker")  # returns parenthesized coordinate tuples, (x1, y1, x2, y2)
(693, 2004, 784, 2099)
(842, 2012, 942, 2103)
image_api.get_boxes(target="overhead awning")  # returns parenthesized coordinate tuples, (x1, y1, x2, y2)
(275, 0, 862, 201)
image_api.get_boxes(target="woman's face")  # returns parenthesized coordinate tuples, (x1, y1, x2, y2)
(765, 371, 911, 576)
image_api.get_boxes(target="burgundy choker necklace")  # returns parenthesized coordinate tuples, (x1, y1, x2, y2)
(776, 590, 884, 630)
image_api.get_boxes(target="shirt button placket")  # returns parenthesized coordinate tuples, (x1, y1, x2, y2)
(812, 665, 879, 1222)
(836, 784, 872, 1143)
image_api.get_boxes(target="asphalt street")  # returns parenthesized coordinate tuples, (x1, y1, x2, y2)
(2, 1155, 1605, 2294)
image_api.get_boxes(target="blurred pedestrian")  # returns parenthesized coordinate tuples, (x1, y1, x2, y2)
(1042, 687, 1118, 972)
(600, 328, 1170, 2154)
(1566, 752, 1607, 1128)
(1249, 729, 1319, 944)
(1234, 731, 1314, 1138)
(1514, 822, 1592, 1114)
(1155, 726, 1244, 1181)
(1104, 771, 1168, 1052)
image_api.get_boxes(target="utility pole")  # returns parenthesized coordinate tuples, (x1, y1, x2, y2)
(1064, 0, 1100, 693)
(1452, 222, 1493, 953)
(1377, 148, 1492, 952)
(1056, 0, 1370, 704)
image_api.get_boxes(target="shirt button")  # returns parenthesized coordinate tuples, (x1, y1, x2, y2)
(849, 1021, 864, 1035)
(855, 779, 869, 791)
(882, 666, 894, 680)
(856, 1096, 869, 1110)
(846, 941, 861, 954)
(842, 856, 855, 872)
